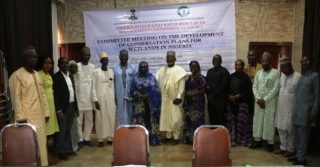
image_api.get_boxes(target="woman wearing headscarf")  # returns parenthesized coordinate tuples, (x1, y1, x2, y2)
(227, 59, 254, 147)
(69, 60, 80, 151)
(182, 60, 206, 145)
(129, 61, 161, 146)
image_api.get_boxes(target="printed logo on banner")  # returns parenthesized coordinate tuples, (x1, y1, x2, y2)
(177, 6, 190, 17)
(128, 9, 138, 20)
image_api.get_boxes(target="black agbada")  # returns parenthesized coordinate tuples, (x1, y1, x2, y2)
(206, 66, 230, 125)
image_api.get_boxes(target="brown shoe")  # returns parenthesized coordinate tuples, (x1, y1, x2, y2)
(172, 139, 180, 145)
(273, 149, 286, 154)
(98, 142, 104, 147)
(48, 155, 58, 165)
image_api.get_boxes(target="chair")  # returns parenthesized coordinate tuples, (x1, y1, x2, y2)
(193, 125, 232, 167)
(112, 125, 149, 166)
(1, 123, 40, 166)
(0, 94, 10, 129)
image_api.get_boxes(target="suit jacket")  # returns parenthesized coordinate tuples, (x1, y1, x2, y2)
(206, 66, 230, 99)
(53, 71, 78, 113)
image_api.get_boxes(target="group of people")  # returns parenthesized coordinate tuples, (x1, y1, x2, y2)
(244, 51, 319, 166)
(8, 45, 318, 166)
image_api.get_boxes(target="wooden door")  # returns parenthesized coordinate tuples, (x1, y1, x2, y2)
(249, 42, 293, 69)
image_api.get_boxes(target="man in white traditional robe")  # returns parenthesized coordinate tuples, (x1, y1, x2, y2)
(9, 46, 50, 166)
(75, 47, 99, 146)
(251, 52, 280, 152)
(289, 56, 319, 166)
(92, 52, 116, 147)
(274, 56, 301, 156)
(156, 51, 187, 145)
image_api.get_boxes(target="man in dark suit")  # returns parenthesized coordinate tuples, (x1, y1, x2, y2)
(206, 54, 230, 125)
(53, 57, 78, 160)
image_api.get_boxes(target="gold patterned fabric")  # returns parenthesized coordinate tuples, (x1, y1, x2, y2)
(244, 63, 262, 83)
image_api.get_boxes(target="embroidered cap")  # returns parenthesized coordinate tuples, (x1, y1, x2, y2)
(279, 56, 290, 65)
(100, 52, 108, 59)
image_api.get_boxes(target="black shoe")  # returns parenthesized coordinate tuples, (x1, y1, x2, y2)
(78, 141, 84, 148)
(283, 151, 295, 157)
(66, 152, 77, 156)
(162, 138, 172, 144)
(98, 142, 104, 147)
(266, 144, 274, 152)
(107, 141, 113, 145)
(58, 154, 69, 160)
(184, 137, 193, 145)
(250, 141, 262, 149)
(84, 140, 94, 147)
(287, 157, 298, 162)
(292, 160, 307, 166)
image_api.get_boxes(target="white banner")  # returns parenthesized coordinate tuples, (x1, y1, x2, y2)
(84, 0, 236, 74)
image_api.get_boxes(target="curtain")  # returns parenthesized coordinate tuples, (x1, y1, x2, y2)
(302, 0, 320, 155)
(303, 0, 320, 71)
(0, 0, 52, 75)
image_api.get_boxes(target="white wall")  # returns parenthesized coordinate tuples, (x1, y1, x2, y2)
(52, 1, 59, 72)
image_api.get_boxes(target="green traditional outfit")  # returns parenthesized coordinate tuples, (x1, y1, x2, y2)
(39, 70, 59, 135)
(252, 68, 280, 143)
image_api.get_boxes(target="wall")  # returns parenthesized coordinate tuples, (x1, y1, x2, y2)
(57, 0, 304, 66)
(236, 0, 294, 60)
(292, 0, 305, 71)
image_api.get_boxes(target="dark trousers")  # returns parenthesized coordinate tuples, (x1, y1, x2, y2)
(295, 124, 311, 162)
(208, 98, 227, 126)
(56, 103, 75, 154)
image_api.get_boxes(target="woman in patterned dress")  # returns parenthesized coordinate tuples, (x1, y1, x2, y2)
(183, 60, 206, 145)
(227, 59, 254, 147)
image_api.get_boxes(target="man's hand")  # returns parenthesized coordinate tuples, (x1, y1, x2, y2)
(74, 110, 79, 117)
(207, 95, 213, 102)
(228, 95, 235, 104)
(173, 98, 182, 105)
(257, 99, 266, 109)
(141, 94, 148, 102)
(309, 112, 317, 124)
(95, 101, 100, 110)
(57, 112, 64, 119)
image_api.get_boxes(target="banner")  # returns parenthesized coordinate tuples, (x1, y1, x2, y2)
(84, 0, 236, 74)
